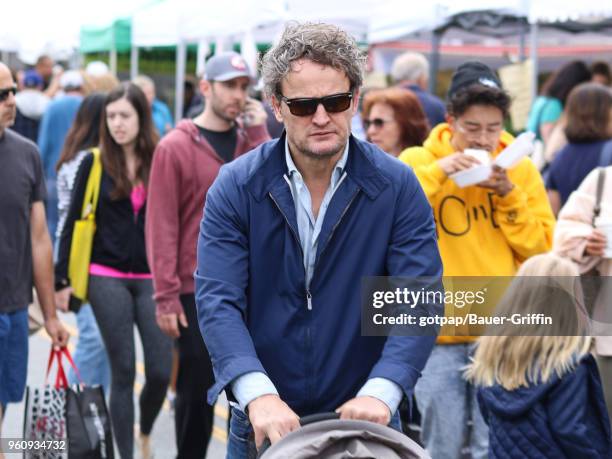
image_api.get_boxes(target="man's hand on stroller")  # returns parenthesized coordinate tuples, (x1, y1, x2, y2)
(248, 394, 300, 448)
(336, 396, 391, 425)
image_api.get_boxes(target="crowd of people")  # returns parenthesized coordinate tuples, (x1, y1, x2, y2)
(0, 20, 612, 459)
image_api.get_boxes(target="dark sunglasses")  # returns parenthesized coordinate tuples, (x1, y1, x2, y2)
(0, 84, 17, 102)
(281, 92, 353, 117)
(363, 118, 393, 130)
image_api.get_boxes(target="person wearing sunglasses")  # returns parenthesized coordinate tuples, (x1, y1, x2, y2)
(399, 61, 555, 459)
(362, 87, 429, 157)
(0, 62, 69, 442)
(195, 22, 442, 458)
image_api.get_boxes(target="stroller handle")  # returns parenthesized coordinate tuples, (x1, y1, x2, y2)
(299, 412, 341, 426)
(256, 412, 341, 458)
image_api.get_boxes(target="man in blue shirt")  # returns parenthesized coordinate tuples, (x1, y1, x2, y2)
(37, 70, 84, 243)
(133, 74, 173, 137)
(196, 23, 442, 458)
(391, 52, 446, 131)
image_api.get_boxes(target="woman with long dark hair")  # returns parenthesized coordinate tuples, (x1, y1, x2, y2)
(54, 92, 110, 394)
(56, 92, 107, 239)
(55, 83, 171, 459)
(527, 60, 591, 145)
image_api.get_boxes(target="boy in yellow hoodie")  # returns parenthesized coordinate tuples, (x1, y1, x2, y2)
(399, 62, 555, 459)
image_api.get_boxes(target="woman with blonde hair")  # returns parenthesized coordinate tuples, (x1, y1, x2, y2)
(466, 253, 611, 458)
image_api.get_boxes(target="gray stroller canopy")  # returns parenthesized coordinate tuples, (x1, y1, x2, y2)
(260, 418, 430, 459)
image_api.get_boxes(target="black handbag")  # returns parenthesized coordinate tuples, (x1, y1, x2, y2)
(66, 385, 114, 459)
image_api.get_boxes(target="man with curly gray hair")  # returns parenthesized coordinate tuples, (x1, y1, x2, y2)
(195, 22, 442, 458)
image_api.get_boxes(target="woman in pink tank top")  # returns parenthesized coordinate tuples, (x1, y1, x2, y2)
(55, 82, 171, 459)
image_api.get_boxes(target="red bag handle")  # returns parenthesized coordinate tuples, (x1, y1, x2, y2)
(45, 348, 67, 389)
(60, 347, 83, 384)
(44, 347, 83, 389)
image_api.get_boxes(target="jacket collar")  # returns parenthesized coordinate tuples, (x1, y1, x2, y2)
(246, 132, 389, 202)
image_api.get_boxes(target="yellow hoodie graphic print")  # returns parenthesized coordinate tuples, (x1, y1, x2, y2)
(399, 123, 555, 343)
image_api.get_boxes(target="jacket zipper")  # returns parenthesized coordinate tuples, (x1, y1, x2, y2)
(269, 191, 312, 310)
(269, 176, 360, 310)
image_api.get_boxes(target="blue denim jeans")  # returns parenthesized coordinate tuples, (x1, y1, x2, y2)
(67, 304, 111, 395)
(226, 407, 256, 459)
(226, 406, 402, 459)
(414, 344, 489, 459)
(0, 309, 28, 406)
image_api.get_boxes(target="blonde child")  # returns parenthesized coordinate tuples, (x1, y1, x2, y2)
(466, 253, 611, 458)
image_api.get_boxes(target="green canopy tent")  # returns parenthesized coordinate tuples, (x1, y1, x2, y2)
(80, 19, 131, 73)
(80, 19, 132, 53)
(78, 0, 162, 74)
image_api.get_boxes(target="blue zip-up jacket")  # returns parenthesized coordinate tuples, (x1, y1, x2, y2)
(195, 134, 443, 416)
(478, 354, 612, 458)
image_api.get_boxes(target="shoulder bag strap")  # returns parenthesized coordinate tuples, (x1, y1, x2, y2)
(593, 167, 606, 226)
(80, 147, 103, 219)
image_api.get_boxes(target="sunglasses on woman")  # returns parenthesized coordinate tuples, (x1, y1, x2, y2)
(363, 118, 394, 130)
(281, 92, 353, 117)
(0, 85, 17, 103)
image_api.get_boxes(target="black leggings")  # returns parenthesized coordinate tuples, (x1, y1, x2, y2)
(88, 275, 172, 459)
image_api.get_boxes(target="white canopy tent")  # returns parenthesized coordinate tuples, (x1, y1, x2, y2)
(132, 0, 285, 118)
(132, 0, 385, 120)
(369, 0, 612, 42)
(129, 0, 612, 121)
(7, 0, 606, 118)
(132, 0, 379, 47)
(2, 0, 155, 64)
(3, 0, 83, 63)
(368, 0, 612, 99)
(131, 0, 186, 48)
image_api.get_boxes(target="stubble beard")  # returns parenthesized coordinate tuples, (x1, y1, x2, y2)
(211, 103, 238, 125)
(298, 136, 346, 161)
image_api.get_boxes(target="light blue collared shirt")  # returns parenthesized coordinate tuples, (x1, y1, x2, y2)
(284, 138, 348, 288)
(231, 141, 403, 415)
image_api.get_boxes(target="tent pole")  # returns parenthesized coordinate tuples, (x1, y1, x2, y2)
(130, 46, 139, 80)
(110, 48, 118, 77)
(196, 40, 209, 77)
(519, 22, 527, 61)
(70, 51, 82, 71)
(529, 22, 538, 102)
(429, 30, 442, 95)
(174, 40, 187, 123)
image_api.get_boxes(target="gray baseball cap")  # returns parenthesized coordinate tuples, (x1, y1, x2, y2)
(204, 52, 253, 82)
